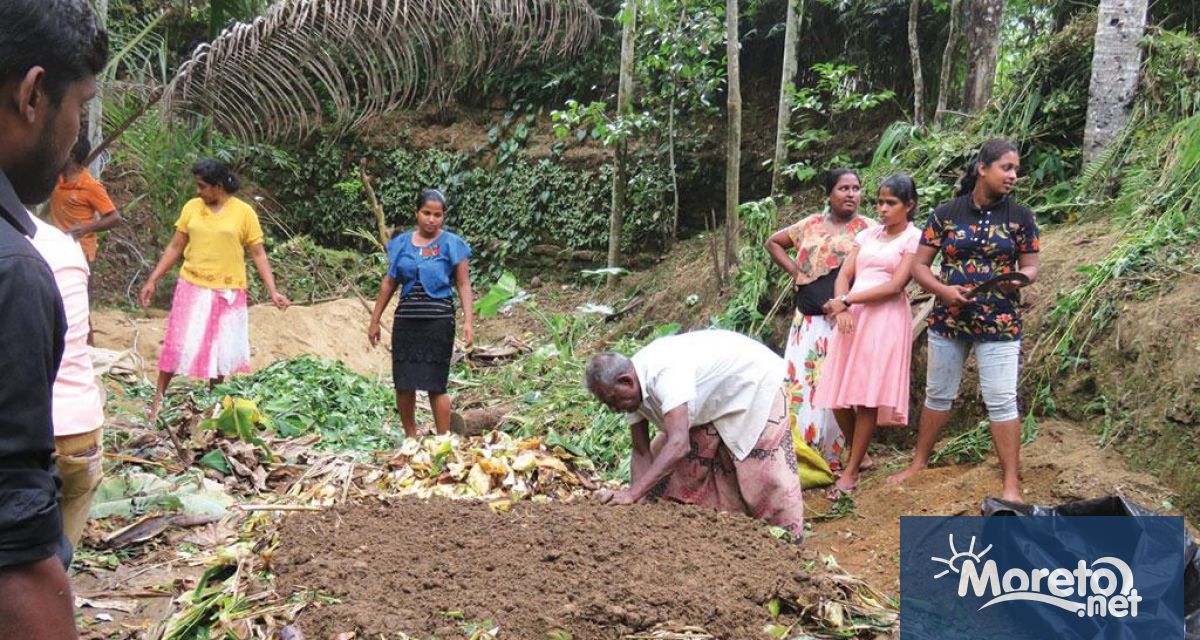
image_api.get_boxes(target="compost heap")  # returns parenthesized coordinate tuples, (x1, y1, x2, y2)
(275, 499, 828, 639)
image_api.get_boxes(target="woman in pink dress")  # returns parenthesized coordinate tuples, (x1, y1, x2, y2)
(814, 174, 922, 497)
(765, 169, 875, 476)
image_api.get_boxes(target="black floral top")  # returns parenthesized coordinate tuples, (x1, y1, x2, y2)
(921, 195, 1040, 342)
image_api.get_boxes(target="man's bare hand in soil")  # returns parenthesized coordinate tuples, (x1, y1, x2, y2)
(593, 489, 637, 505)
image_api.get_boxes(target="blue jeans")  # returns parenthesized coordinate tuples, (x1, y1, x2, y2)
(924, 331, 1021, 422)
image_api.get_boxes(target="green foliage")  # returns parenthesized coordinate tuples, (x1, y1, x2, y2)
(206, 0, 270, 38)
(931, 415, 1041, 465)
(246, 235, 384, 304)
(864, 11, 1097, 218)
(460, 342, 629, 477)
(809, 493, 858, 522)
(161, 563, 253, 640)
(1034, 29, 1200, 389)
(107, 98, 298, 241)
(102, 6, 171, 85)
(778, 62, 896, 189)
(456, 285, 680, 480)
(211, 356, 403, 454)
(474, 271, 523, 318)
(107, 105, 215, 228)
(476, 0, 621, 106)
(254, 141, 671, 278)
(715, 197, 785, 339)
(551, 99, 657, 145)
(635, 0, 726, 116)
(1040, 113, 1200, 382)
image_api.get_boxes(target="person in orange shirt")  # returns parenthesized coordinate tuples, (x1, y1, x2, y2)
(49, 135, 120, 262)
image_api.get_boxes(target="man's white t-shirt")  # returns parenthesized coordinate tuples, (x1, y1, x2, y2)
(626, 329, 786, 461)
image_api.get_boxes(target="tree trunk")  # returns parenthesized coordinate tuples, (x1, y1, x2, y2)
(668, 2, 687, 243)
(935, 0, 963, 126)
(667, 85, 680, 243)
(962, 0, 1005, 113)
(608, 0, 638, 286)
(770, 0, 804, 196)
(908, 0, 926, 127)
(724, 0, 742, 272)
(1083, 0, 1149, 163)
(88, 0, 108, 176)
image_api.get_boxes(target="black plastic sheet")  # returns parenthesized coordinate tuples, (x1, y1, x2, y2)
(981, 495, 1199, 639)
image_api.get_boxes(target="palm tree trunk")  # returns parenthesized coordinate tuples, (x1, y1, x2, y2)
(608, 0, 638, 286)
(87, 0, 108, 176)
(908, 0, 925, 127)
(935, 0, 963, 126)
(1083, 0, 1149, 163)
(724, 0, 742, 272)
(962, 0, 1005, 113)
(771, 0, 804, 196)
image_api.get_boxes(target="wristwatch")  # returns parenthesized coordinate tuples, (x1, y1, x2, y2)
(839, 295, 850, 307)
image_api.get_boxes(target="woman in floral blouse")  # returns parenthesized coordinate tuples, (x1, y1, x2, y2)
(766, 168, 876, 476)
(888, 139, 1040, 501)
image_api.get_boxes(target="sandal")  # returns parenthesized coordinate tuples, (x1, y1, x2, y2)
(826, 483, 858, 501)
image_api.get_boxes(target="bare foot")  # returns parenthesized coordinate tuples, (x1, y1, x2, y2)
(1001, 487, 1022, 502)
(887, 462, 926, 485)
(147, 395, 163, 425)
(860, 453, 876, 471)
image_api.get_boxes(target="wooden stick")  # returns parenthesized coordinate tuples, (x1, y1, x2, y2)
(705, 209, 724, 291)
(75, 590, 171, 599)
(103, 452, 183, 473)
(85, 87, 165, 167)
(910, 297, 936, 343)
(752, 281, 791, 337)
(352, 286, 391, 336)
(359, 160, 390, 250)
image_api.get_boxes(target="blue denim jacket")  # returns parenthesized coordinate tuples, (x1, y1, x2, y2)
(386, 230, 472, 299)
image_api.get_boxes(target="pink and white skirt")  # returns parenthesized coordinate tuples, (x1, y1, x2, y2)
(158, 278, 251, 380)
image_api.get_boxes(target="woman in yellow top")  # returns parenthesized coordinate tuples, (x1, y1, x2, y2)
(139, 159, 290, 421)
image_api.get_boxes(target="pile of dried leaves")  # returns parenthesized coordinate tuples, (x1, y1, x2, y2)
(376, 430, 599, 502)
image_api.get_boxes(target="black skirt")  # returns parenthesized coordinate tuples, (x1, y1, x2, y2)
(391, 315, 455, 392)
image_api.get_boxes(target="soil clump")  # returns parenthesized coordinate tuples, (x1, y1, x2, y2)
(275, 499, 819, 639)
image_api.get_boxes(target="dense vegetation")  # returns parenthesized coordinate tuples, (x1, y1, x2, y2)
(92, 0, 1200, 516)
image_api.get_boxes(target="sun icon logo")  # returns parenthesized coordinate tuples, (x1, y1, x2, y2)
(931, 534, 993, 580)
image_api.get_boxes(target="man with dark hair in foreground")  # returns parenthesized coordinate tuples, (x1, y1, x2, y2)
(0, 1, 108, 638)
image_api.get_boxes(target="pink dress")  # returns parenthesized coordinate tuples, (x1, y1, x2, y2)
(814, 224, 921, 425)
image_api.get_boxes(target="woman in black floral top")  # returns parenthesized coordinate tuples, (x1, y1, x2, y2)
(888, 139, 1040, 502)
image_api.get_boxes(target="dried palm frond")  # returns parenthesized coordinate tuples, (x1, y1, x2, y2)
(162, 0, 600, 143)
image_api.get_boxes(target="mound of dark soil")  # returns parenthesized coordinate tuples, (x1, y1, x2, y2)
(274, 499, 818, 639)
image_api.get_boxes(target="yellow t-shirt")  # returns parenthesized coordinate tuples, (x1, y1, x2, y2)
(174, 197, 264, 290)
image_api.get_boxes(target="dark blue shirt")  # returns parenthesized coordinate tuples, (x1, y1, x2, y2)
(386, 230, 472, 300)
(921, 195, 1040, 342)
(0, 170, 67, 568)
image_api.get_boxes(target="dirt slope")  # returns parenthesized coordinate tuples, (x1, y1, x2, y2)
(805, 418, 1182, 594)
(92, 298, 393, 379)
